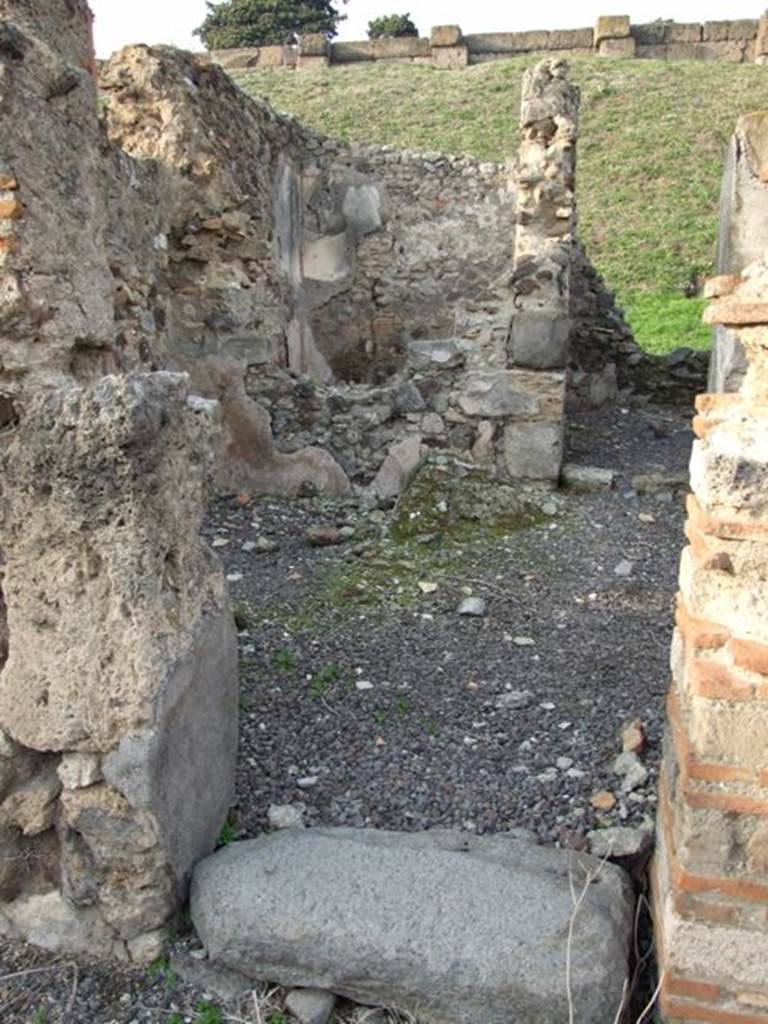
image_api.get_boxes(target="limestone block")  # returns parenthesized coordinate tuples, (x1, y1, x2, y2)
(666, 22, 703, 43)
(703, 21, 730, 42)
(598, 36, 637, 58)
(727, 19, 759, 40)
(758, 12, 768, 56)
(430, 25, 462, 47)
(210, 48, 262, 70)
(688, 694, 768, 768)
(549, 28, 594, 50)
(298, 33, 329, 57)
(463, 31, 551, 55)
(408, 339, 468, 370)
(297, 54, 329, 69)
(259, 45, 291, 68)
(432, 45, 469, 69)
(57, 753, 102, 790)
(192, 828, 633, 1024)
(371, 37, 430, 60)
(503, 421, 564, 481)
(509, 312, 571, 369)
(370, 437, 426, 501)
(689, 422, 768, 516)
(635, 44, 668, 60)
(458, 370, 564, 419)
(594, 15, 631, 44)
(0, 373, 238, 955)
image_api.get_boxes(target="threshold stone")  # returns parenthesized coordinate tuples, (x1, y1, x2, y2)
(191, 827, 633, 1024)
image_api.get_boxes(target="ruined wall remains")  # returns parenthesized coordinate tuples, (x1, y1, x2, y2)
(0, 0, 238, 961)
(245, 58, 587, 487)
(91, 41, 628, 492)
(210, 14, 767, 72)
(655, 260, 768, 1021)
(709, 111, 768, 393)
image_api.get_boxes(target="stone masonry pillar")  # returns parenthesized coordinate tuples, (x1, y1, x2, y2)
(504, 58, 578, 481)
(655, 259, 768, 1021)
(0, 0, 239, 962)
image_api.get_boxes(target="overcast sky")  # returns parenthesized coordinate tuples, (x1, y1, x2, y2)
(89, 0, 762, 57)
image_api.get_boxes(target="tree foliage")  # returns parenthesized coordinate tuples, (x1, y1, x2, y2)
(195, 0, 346, 49)
(367, 13, 418, 39)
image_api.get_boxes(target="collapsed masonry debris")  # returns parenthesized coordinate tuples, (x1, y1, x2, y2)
(655, 260, 768, 1021)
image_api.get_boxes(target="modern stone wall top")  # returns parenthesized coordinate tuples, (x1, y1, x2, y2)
(210, 12, 768, 71)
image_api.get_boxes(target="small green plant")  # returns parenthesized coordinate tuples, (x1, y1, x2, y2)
(274, 648, 298, 671)
(367, 12, 418, 38)
(267, 1013, 288, 1024)
(216, 819, 238, 847)
(168, 1015, 184, 1024)
(373, 709, 387, 726)
(195, 1002, 225, 1024)
(147, 956, 177, 990)
(310, 663, 341, 698)
(31, 1009, 47, 1024)
(394, 695, 411, 715)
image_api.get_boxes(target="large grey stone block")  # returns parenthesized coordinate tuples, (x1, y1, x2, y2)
(191, 827, 633, 1024)
(509, 312, 571, 369)
(503, 421, 564, 481)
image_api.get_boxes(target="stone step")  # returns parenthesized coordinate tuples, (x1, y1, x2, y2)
(191, 827, 634, 1024)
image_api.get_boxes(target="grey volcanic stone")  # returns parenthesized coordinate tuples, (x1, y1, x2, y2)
(285, 988, 337, 1024)
(191, 827, 633, 1024)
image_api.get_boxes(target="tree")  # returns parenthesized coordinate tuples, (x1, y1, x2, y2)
(367, 13, 418, 39)
(195, 0, 346, 50)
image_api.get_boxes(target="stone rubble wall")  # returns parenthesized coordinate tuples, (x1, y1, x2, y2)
(93, 41, 635, 492)
(655, 259, 768, 1022)
(209, 14, 767, 72)
(0, 0, 238, 962)
(709, 111, 768, 393)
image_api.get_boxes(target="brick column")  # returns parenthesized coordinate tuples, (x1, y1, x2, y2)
(655, 261, 768, 1021)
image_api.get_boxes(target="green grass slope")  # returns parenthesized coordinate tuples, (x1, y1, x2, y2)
(236, 57, 768, 354)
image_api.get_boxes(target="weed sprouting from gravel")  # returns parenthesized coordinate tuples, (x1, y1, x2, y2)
(194, 1002, 225, 1024)
(146, 956, 178, 992)
(310, 663, 342, 698)
(273, 648, 298, 671)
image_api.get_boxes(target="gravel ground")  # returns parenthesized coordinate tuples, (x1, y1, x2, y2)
(0, 399, 692, 1023)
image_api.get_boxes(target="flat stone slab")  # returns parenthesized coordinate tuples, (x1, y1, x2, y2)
(191, 827, 633, 1024)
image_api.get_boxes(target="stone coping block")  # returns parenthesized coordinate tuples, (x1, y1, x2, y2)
(594, 15, 631, 44)
(430, 24, 462, 47)
(331, 37, 431, 62)
(192, 828, 633, 1024)
(297, 33, 329, 57)
(464, 30, 553, 54)
(632, 22, 702, 45)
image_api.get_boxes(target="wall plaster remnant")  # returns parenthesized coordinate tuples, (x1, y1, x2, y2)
(709, 111, 768, 393)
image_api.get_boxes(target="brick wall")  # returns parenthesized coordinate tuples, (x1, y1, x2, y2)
(655, 264, 768, 1022)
